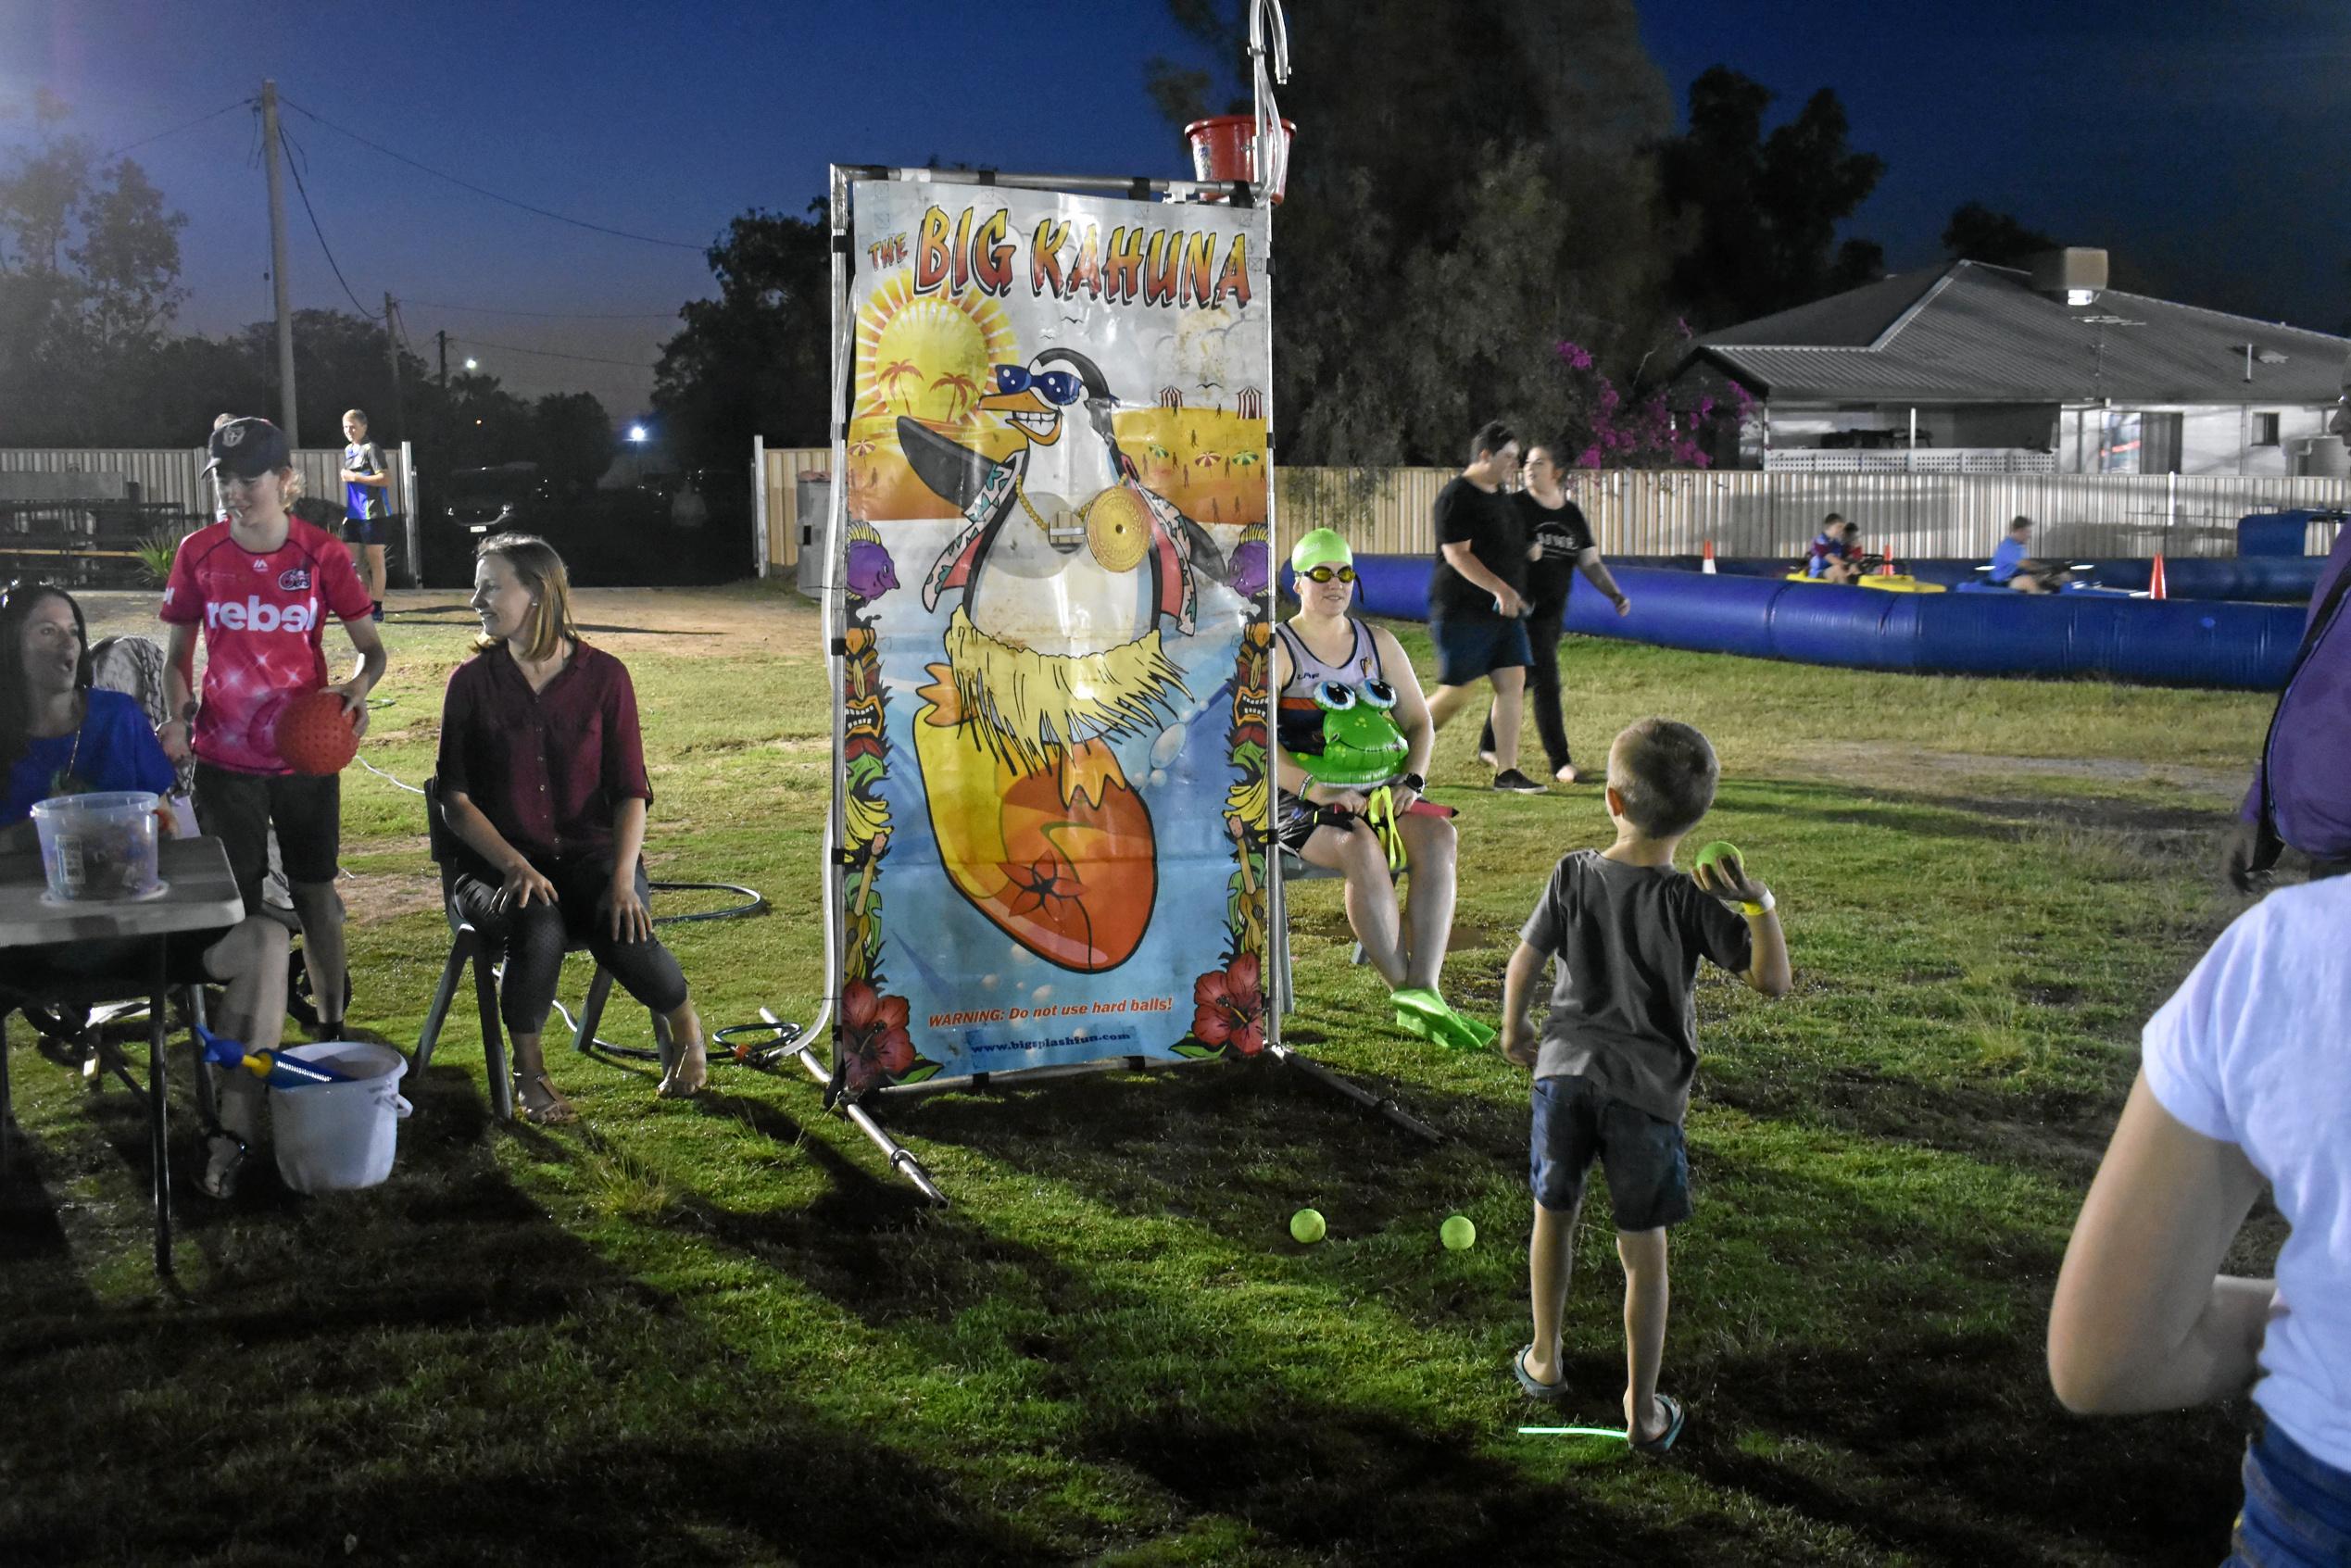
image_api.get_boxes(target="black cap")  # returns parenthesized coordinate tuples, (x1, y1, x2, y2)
(205, 417, 291, 479)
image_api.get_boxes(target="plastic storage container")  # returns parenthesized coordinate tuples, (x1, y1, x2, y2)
(30, 791, 162, 901)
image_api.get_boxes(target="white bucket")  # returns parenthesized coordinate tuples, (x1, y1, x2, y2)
(269, 1042, 412, 1194)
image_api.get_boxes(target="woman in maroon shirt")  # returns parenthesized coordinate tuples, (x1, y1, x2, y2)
(436, 535, 706, 1121)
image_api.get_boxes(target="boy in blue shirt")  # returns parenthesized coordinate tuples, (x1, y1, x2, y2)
(1500, 717, 1792, 1451)
(340, 408, 392, 621)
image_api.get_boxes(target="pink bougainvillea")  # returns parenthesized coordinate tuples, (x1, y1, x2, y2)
(1552, 338, 1746, 471)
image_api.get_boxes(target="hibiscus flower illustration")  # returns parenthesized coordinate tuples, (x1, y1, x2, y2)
(841, 979, 915, 1095)
(1190, 952, 1266, 1058)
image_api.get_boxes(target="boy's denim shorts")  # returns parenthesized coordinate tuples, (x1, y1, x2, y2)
(2228, 1418, 2351, 1567)
(1528, 1074, 1691, 1232)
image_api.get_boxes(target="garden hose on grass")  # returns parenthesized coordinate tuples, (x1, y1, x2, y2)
(563, 881, 771, 1063)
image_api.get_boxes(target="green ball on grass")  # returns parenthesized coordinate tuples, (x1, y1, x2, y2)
(1440, 1214, 1477, 1250)
(1290, 1208, 1326, 1244)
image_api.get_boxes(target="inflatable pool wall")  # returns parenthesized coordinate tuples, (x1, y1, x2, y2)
(1307, 556, 2301, 691)
(1605, 555, 2326, 602)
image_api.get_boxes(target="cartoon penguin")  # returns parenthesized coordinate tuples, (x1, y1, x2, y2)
(895, 349, 1221, 972)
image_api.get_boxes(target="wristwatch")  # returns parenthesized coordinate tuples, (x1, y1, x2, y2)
(1398, 771, 1426, 794)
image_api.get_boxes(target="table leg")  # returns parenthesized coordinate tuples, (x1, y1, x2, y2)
(149, 940, 172, 1278)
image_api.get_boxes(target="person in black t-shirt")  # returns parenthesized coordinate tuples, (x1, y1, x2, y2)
(1478, 442, 1630, 784)
(1425, 420, 1544, 793)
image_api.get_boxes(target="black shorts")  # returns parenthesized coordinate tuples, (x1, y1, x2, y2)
(1528, 1073, 1691, 1231)
(1429, 613, 1532, 687)
(341, 514, 385, 546)
(194, 762, 341, 917)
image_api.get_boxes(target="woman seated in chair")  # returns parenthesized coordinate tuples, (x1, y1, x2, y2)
(1276, 530, 1483, 1047)
(0, 581, 288, 1198)
(434, 535, 706, 1123)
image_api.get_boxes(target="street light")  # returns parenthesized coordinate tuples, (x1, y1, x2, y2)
(628, 424, 648, 444)
(463, 358, 478, 371)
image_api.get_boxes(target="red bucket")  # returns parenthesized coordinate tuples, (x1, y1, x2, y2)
(1184, 115, 1295, 205)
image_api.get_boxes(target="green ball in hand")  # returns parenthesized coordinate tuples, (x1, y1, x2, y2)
(1440, 1214, 1477, 1251)
(1290, 1208, 1326, 1244)
(1695, 840, 1742, 881)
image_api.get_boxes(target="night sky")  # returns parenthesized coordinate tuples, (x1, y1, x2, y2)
(5, 0, 2346, 424)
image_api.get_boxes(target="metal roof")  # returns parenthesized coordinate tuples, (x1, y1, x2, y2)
(1687, 261, 2351, 406)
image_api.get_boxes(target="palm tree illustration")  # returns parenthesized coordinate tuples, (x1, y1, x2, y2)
(878, 359, 923, 409)
(930, 370, 980, 420)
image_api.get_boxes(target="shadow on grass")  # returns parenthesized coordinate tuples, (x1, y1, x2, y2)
(1740, 775, 2223, 847)
(0, 1055, 1062, 1567)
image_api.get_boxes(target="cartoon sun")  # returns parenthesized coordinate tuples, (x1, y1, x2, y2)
(856, 276, 1017, 426)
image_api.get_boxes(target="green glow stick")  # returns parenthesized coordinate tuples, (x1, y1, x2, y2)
(1516, 1425, 1630, 1440)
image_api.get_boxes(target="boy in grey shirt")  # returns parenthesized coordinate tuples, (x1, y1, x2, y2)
(1500, 717, 1792, 1451)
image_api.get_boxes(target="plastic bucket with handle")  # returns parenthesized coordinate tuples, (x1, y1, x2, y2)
(270, 1041, 411, 1194)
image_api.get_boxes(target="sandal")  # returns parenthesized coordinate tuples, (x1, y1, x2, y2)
(198, 1126, 248, 1199)
(655, 1052, 708, 1099)
(514, 1073, 580, 1125)
(1513, 1345, 1570, 1404)
(1630, 1393, 1685, 1455)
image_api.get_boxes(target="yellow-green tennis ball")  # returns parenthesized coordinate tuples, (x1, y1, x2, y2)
(1290, 1208, 1326, 1244)
(1695, 841, 1742, 877)
(1440, 1214, 1476, 1250)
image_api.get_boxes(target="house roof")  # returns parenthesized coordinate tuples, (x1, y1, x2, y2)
(1686, 260, 2351, 406)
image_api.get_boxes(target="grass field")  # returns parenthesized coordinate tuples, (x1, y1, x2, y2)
(0, 582, 2289, 1566)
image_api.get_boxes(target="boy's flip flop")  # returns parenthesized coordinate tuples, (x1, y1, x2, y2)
(1513, 1345, 1570, 1404)
(1630, 1393, 1685, 1455)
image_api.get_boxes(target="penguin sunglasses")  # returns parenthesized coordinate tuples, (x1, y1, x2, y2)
(992, 364, 1088, 406)
(1300, 565, 1357, 583)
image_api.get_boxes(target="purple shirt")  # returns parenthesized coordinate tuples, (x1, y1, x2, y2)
(436, 641, 651, 870)
(2240, 523, 2351, 859)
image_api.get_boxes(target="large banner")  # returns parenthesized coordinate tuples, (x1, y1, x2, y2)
(833, 182, 1274, 1098)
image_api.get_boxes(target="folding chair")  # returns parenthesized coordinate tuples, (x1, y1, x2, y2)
(410, 779, 677, 1121)
(1272, 846, 1402, 1014)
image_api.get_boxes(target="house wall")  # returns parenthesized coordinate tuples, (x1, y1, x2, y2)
(2056, 405, 2336, 475)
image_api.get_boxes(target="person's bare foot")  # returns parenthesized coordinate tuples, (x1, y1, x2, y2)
(1553, 763, 1582, 784)
(657, 1035, 709, 1098)
(1477, 748, 1500, 771)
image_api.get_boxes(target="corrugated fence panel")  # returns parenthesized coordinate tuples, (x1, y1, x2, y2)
(1269, 467, 2350, 564)
(0, 446, 414, 519)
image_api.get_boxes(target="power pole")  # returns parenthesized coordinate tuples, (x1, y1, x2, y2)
(437, 329, 447, 388)
(383, 292, 406, 433)
(260, 80, 298, 445)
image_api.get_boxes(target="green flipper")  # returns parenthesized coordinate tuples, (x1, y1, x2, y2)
(1391, 988, 1492, 1052)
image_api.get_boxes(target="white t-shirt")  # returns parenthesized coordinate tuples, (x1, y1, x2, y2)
(2143, 873, 2351, 1470)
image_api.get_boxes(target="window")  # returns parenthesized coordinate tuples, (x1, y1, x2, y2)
(2253, 412, 2282, 446)
(2142, 412, 2182, 474)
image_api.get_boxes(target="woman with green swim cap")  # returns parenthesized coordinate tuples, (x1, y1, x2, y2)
(1276, 530, 1489, 1048)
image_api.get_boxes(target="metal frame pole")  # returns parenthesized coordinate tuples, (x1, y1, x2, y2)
(763, 1010, 944, 1204)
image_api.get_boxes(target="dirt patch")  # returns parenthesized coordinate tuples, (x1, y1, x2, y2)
(340, 866, 447, 926)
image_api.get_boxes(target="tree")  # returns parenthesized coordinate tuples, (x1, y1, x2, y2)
(0, 92, 189, 444)
(1942, 202, 2056, 270)
(531, 391, 616, 492)
(1147, 0, 1682, 466)
(1656, 67, 1885, 330)
(651, 205, 830, 470)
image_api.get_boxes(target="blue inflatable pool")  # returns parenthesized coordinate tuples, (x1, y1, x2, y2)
(1310, 557, 2302, 691)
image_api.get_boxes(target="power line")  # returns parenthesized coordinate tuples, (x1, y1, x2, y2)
(276, 122, 379, 320)
(446, 334, 659, 370)
(102, 97, 253, 161)
(276, 95, 705, 253)
(404, 297, 682, 320)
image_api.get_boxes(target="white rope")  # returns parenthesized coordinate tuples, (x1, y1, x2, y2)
(356, 755, 427, 796)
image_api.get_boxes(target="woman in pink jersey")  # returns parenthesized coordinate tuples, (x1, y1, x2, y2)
(159, 418, 386, 1198)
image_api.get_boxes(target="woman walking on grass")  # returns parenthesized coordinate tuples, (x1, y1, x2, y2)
(433, 534, 707, 1122)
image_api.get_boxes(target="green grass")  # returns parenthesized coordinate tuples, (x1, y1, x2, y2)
(1, 583, 2284, 1566)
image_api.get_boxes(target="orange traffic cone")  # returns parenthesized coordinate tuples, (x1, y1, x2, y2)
(1701, 539, 1717, 575)
(2148, 553, 2168, 600)
(1880, 547, 1896, 576)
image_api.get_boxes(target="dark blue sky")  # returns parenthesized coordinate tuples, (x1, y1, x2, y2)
(5, 1, 2346, 422)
